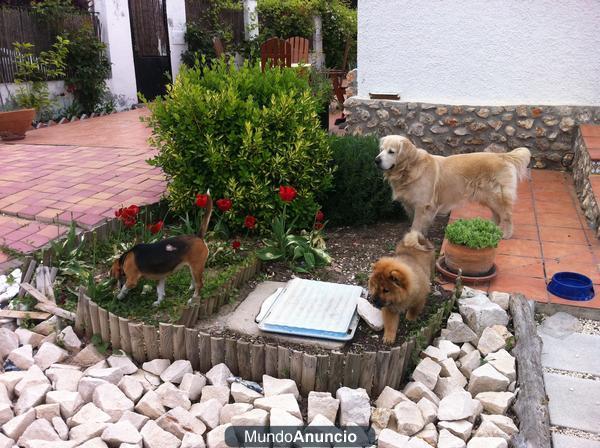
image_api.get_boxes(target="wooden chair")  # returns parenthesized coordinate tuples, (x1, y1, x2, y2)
(286, 36, 310, 65)
(327, 38, 353, 125)
(260, 37, 292, 71)
(212, 37, 225, 58)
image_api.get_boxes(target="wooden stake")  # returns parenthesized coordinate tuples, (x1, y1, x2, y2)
(159, 323, 174, 361)
(315, 354, 330, 392)
(237, 340, 251, 380)
(210, 336, 225, 367)
(89, 301, 100, 336)
(372, 350, 391, 397)
(301, 354, 317, 396)
(98, 307, 110, 343)
(198, 332, 211, 373)
(109, 312, 121, 350)
(129, 322, 146, 363)
(264, 345, 278, 377)
(250, 343, 265, 383)
(328, 352, 345, 394)
(173, 325, 186, 360)
(185, 328, 200, 370)
(119, 317, 132, 354)
(143, 324, 159, 360)
(225, 338, 239, 376)
(343, 352, 362, 388)
(359, 351, 377, 395)
(290, 350, 303, 386)
(277, 346, 291, 379)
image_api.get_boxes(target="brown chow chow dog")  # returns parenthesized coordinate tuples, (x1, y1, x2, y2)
(368, 231, 435, 344)
(375, 135, 531, 239)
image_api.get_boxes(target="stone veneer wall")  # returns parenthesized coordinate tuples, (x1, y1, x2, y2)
(343, 97, 600, 170)
(572, 128, 600, 237)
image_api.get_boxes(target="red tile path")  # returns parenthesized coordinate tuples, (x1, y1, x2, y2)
(440, 169, 600, 310)
(0, 109, 166, 268)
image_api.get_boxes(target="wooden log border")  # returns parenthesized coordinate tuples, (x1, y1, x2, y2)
(75, 277, 457, 397)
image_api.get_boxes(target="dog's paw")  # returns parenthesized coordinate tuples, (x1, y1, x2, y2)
(382, 334, 396, 344)
(152, 300, 161, 307)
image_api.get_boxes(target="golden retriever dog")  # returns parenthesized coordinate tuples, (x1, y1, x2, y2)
(368, 231, 435, 344)
(375, 135, 531, 238)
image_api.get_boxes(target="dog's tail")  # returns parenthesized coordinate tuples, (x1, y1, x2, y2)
(199, 190, 213, 239)
(399, 230, 434, 252)
(503, 147, 531, 181)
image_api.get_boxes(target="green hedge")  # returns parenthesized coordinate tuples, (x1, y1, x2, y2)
(145, 59, 334, 232)
(322, 135, 405, 226)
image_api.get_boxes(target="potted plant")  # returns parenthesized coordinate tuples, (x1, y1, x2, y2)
(0, 36, 69, 141)
(443, 217, 503, 276)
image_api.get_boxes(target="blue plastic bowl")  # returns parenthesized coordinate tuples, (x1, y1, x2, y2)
(547, 272, 595, 301)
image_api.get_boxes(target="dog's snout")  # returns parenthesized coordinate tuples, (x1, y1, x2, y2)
(374, 156, 382, 166)
(372, 296, 384, 309)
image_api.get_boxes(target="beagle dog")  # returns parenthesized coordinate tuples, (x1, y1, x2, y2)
(110, 193, 213, 306)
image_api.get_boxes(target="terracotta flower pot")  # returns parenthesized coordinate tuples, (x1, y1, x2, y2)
(444, 241, 496, 276)
(0, 108, 35, 141)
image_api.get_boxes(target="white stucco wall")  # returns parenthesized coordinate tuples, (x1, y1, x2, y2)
(166, 0, 186, 80)
(0, 80, 73, 112)
(358, 0, 600, 106)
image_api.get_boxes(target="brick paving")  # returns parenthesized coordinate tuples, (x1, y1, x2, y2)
(440, 169, 600, 310)
(0, 109, 165, 269)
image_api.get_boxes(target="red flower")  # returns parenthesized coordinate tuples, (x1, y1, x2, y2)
(147, 220, 164, 234)
(216, 198, 233, 212)
(314, 222, 324, 230)
(315, 210, 324, 222)
(123, 217, 136, 228)
(244, 215, 257, 229)
(115, 205, 139, 226)
(195, 193, 209, 208)
(66, 84, 76, 93)
(278, 186, 297, 203)
(127, 205, 140, 216)
(232, 240, 241, 250)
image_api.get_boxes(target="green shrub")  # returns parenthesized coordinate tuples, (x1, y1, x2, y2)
(321, 135, 405, 226)
(256, 0, 315, 41)
(146, 59, 334, 232)
(445, 218, 503, 249)
(319, 0, 357, 69)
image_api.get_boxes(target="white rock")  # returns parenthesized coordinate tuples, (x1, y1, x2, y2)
(412, 357, 441, 390)
(255, 393, 301, 419)
(269, 408, 303, 427)
(434, 375, 468, 399)
(0, 328, 18, 359)
(180, 373, 206, 401)
(76, 437, 109, 448)
(457, 350, 481, 379)
(118, 410, 149, 431)
(135, 390, 166, 420)
(160, 360, 192, 384)
(378, 428, 410, 448)
(14, 382, 50, 414)
(156, 381, 191, 410)
(219, 403, 253, 425)
(78, 377, 109, 403)
(466, 437, 507, 448)
(15, 365, 49, 396)
(356, 297, 384, 331)
(394, 400, 426, 436)
(416, 398, 437, 425)
(101, 421, 142, 445)
(33, 342, 68, 371)
(206, 424, 233, 448)
(230, 382, 261, 404)
(140, 420, 181, 448)
(107, 354, 137, 375)
(92, 383, 134, 422)
(46, 390, 84, 418)
(52, 416, 69, 440)
(484, 350, 516, 382)
(190, 399, 223, 430)
(58, 326, 81, 352)
(0, 403, 13, 425)
(34, 403, 61, 421)
(17, 419, 60, 446)
(129, 370, 157, 392)
(403, 382, 440, 405)
(142, 359, 171, 376)
(436, 340, 461, 359)
(0, 381, 10, 404)
(336, 387, 370, 426)
(489, 291, 510, 310)
(157, 406, 207, 439)
(1, 370, 27, 398)
(8, 344, 34, 369)
(460, 287, 487, 299)
(480, 414, 518, 436)
(459, 343, 476, 357)
(477, 327, 506, 356)
(468, 364, 509, 396)
(230, 408, 268, 426)
(443, 313, 478, 344)
(475, 391, 515, 414)
(438, 428, 466, 448)
(2, 408, 35, 440)
(437, 420, 473, 441)
(473, 420, 509, 440)
(308, 391, 339, 424)
(375, 386, 410, 409)
(0, 434, 14, 448)
(205, 364, 233, 387)
(414, 423, 438, 447)
(459, 295, 509, 336)
(437, 391, 477, 422)
(200, 385, 230, 406)
(308, 413, 334, 426)
(86, 367, 124, 385)
(370, 407, 393, 436)
(438, 358, 466, 380)
(407, 437, 433, 448)
(47, 367, 83, 392)
(71, 345, 105, 368)
(118, 376, 144, 402)
(15, 328, 44, 347)
(421, 345, 447, 363)
(69, 402, 112, 428)
(181, 432, 206, 448)
(262, 375, 300, 399)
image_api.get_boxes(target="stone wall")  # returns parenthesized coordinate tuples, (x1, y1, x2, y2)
(572, 129, 600, 237)
(343, 98, 600, 169)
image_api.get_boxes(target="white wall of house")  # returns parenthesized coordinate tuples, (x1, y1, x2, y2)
(0, 81, 73, 112)
(166, 0, 187, 80)
(357, 0, 600, 105)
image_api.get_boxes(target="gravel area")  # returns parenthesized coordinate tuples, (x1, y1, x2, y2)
(543, 367, 600, 381)
(579, 317, 600, 336)
(551, 426, 600, 442)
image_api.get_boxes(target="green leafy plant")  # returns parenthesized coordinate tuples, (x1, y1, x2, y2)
(257, 0, 315, 41)
(12, 35, 69, 117)
(445, 218, 503, 249)
(31, 0, 78, 21)
(321, 135, 405, 226)
(145, 58, 334, 232)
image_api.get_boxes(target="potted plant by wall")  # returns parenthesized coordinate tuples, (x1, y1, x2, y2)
(0, 36, 69, 141)
(443, 217, 503, 276)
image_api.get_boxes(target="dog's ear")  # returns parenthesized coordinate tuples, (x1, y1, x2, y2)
(389, 269, 406, 287)
(110, 259, 121, 279)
